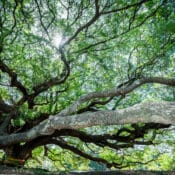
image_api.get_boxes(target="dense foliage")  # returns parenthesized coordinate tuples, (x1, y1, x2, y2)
(0, 0, 175, 171)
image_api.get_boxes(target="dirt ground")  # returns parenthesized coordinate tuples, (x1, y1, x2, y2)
(0, 166, 175, 175)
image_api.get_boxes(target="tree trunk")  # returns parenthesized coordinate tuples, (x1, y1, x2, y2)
(1, 145, 29, 167)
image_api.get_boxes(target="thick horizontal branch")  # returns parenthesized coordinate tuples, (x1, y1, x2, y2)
(51, 101, 175, 129)
(0, 101, 174, 147)
(60, 77, 175, 116)
(21, 122, 169, 160)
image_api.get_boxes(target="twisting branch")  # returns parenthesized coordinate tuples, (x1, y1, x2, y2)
(21, 135, 123, 168)
(0, 59, 28, 96)
(34, 0, 50, 38)
(73, 1, 164, 54)
(77, 97, 113, 114)
(101, 0, 149, 15)
(14, 122, 170, 167)
(25, 47, 70, 108)
(3, 0, 18, 37)
(53, 123, 166, 150)
(128, 4, 141, 30)
(51, 139, 122, 169)
(0, 100, 174, 147)
(76, 77, 138, 113)
(60, 77, 175, 116)
(32, 47, 70, 95)
(64, 0, 150, 47)
(63, 0, 100, 46)
(14, 42, 70, 108)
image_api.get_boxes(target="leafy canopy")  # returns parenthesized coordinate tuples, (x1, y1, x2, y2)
(0, 0, 175, 171)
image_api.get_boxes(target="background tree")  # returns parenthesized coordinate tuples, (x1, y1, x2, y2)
(0, 0, 175, 171)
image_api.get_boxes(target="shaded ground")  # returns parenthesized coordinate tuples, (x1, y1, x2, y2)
(0, 167, 175, 175)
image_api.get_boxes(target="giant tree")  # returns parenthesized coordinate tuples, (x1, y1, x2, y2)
(0, 0, 175, 170)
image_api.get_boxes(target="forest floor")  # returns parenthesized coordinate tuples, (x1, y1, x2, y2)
(0, 166, 175, 175)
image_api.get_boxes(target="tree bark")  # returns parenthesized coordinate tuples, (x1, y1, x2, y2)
(0, 101, 174, 147)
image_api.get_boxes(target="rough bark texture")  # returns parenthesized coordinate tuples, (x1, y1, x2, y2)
(0, 101, 174, 147)
(59, 77, 175, 116)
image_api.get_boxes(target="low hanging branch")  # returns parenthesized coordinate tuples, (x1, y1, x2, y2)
(50, 101, 175, 130)
(0, 100, 174, 147)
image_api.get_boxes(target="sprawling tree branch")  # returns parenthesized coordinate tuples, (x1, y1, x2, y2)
(60, 77, 175, 116)
(0, 59, 28, 96)
(0, 0, 175, 169)
(32, 47, 70, 95)
(63, 0, 150, 46)
(63, 0, 100, 45)
(16, 44, 70, 108)
(8, 122, 169, 167)
(101, 0, 149, 15)
(0, 76, 174, 146)
(72, 3, 164, 54)
(0, 100, 174, 147)
(51, 139, 122, 168)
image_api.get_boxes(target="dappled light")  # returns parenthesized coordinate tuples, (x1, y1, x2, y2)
(0, 0, 175, 173)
